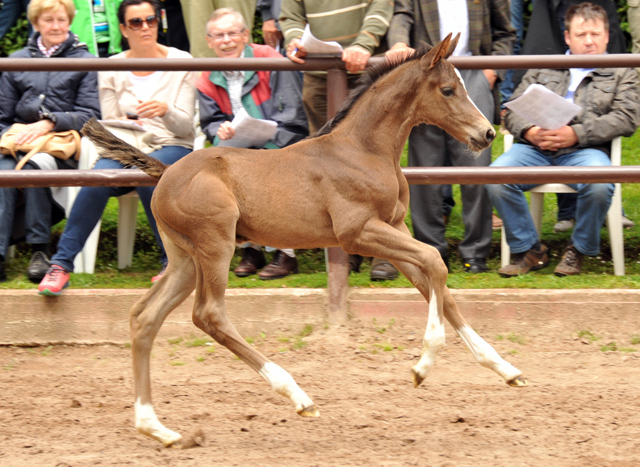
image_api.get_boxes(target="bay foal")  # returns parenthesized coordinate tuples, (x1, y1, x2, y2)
(83, 34, 527, 447)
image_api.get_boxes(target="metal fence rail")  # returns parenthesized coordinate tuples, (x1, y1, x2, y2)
(2, 54, 640, 321)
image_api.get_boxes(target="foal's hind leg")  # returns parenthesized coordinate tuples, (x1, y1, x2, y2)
(440, 288, 527, 386)
(190, 239, 318, 418)
(131, 234, 197, 447)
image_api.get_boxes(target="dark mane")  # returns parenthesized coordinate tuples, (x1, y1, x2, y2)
(313, 44, 433, 138)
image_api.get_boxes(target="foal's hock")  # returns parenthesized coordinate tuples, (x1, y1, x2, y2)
(82, 34, 525, 448)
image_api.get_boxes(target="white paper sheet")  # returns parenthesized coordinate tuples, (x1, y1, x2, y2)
(299, 24, 343, 56)
(503, 84, 582, 130)
(98, 119, 148, 132)
(217, 108, 278, 148)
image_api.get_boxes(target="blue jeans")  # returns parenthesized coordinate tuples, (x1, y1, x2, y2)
(0, 156, 53, 258)
(486, 144, 613, 257)
(500, 0, 524, 104)
(51, 146, 191, 272)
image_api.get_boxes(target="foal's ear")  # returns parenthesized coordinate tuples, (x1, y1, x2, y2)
(423, 33, 452, 70)
(446, 33, 460, 59)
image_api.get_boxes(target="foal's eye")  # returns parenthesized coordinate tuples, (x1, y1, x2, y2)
(441, 87, 455, 97)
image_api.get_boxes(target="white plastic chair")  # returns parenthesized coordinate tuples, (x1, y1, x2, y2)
(499, 134, 624, 276)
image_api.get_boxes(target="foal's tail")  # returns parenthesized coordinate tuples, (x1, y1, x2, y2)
(81, 118, 167, 179)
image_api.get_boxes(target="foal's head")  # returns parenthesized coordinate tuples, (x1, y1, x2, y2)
(409, 34, 496, 152)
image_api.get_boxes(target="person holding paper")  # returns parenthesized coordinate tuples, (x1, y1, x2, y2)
(38, 0, 196, 295)
(385, 0, 515, 275)
(281, 0, 396, 281)
(488, 2, 640, 277)
(197, 8, 308, 280)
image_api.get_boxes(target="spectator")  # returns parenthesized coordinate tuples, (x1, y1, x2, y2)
(179, 0, 256, 58)
(197, 8, 307, 280)
(512, 0, 632, 232)
(0, 0, 32, 44)
(386, 0, 515, 273)
(0, 0, 100, 283)
(499, 0, 525, 105)
(488, 2, 640, 277)
(630, 0, 640, 74)
(38, 0, 196, 295)
(280, 0, 395, 281)
(71, 0, 123, 57)
(256, 0, 281, 50)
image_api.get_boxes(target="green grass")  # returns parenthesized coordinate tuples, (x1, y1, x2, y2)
(3, 128, 640, 290)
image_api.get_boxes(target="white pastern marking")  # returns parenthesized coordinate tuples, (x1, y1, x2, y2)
(414, 290, 445, 378)
(134, 399, 182, 446)
(457, 325, 522, 382)
(259, 362, 314, 412)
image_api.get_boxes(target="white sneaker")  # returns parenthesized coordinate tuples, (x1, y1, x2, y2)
(622, 216, 635, 229)
(553, 220, 575, 232)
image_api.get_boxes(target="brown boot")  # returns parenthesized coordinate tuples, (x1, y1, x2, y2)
(258, 250, 299, 280)
(233, 248, 266, 277)
(370, 257, 399, 281)
(554, 245, 584, 277)
(498, 245, 549, 277)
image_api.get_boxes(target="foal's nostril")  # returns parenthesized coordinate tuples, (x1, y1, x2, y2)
(486, 128, 496, 143)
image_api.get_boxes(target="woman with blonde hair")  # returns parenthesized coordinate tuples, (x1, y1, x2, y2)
(0, 0, 101, 283)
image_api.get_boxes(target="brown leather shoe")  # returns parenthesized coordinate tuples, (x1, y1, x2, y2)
(554, 245, 583, 277)
(370, 257, 399, 281)
(498, 245, 549, 277)
(233, 248, 266, 277)
(258, 250, 299, 280)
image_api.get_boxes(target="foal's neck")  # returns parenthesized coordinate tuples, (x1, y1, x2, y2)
(335, 65, 422, 164)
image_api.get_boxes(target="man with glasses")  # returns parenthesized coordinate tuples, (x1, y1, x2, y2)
(179, 0, 255, 58)
(196, 8, 308, 280)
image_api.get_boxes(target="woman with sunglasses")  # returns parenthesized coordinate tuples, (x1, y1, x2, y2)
(39, 0, 196, 295)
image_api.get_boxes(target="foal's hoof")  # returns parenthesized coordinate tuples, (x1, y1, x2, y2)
(507, 375, 528, 387)
(297, 404, 320, 418)
(410, 368, 424, 388)
(169, 429, 205, 449)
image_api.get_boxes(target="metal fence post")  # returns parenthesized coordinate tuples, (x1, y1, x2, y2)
(326, 67, 350, 323)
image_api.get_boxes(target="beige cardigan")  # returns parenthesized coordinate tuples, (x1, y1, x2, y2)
(98, 48, 196, 149)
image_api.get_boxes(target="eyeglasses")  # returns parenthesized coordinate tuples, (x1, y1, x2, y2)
(127, 15, 159, 30)
(206, 29, 245, 41)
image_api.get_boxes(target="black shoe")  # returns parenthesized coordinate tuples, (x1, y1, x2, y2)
(462, 258, 488, 273)
(370, 258, 399, 281)
(0, 261, 6, 283)
(348, 254, 363, 273)
(27, 251, 51, 283)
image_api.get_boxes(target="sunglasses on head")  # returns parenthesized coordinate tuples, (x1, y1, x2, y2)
(127, 15, 158, 30)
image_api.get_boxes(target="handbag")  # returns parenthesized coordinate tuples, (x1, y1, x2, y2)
(0, 123, 82, 170)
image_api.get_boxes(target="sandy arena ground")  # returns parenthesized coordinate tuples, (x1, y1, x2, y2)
(1, 312, 639, 467)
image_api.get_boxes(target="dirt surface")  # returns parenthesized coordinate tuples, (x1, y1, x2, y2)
(1, 313, 639, 467)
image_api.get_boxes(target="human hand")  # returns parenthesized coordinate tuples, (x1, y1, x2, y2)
(524, 125, 578, 151)
(483, 69, 498, 90)
(136, 100, 168, 118)
(286, 38, 306, 64)
(217, 121, 235, 140)
(342, 46, 371, 73)
(15, 120, 55, 145)
(385, 42, 415, 62)
(262, 19, 283, 49)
